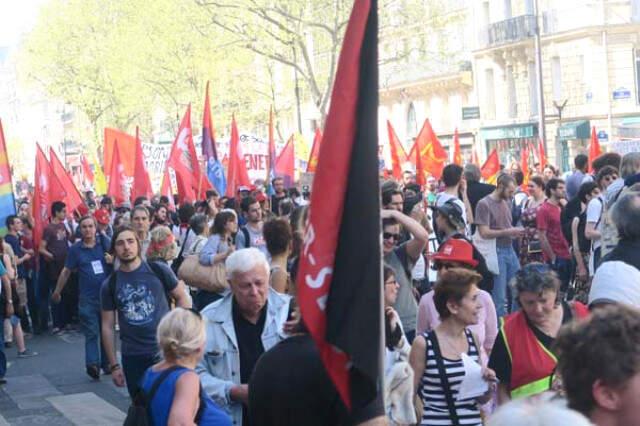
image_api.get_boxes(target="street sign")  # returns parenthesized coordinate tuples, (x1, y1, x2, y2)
(597, 130, 608, 141)
(613, 87, 631, 100)
(462, 107, 480, 120)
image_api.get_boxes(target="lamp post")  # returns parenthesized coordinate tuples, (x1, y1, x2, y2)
(553, 99, 568, 172)
(533, 0, 547, 150)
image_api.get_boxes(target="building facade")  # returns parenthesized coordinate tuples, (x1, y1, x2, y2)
(473, 0, 640, 171)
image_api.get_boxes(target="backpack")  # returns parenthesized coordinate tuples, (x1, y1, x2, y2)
(599, 186, 627, 259)
(171, 228, 191, 275)
(240, 227, 251, 248)
(108, 261, 175, 309)
(123, 366, 205, 426)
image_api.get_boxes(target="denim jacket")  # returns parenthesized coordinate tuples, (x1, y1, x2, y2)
(196, 289, 291, 425)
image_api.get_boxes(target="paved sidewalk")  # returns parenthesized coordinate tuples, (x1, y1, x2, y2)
(0, 328, 128, 425)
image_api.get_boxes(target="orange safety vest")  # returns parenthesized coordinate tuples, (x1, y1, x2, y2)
(501, 302, 589, 399)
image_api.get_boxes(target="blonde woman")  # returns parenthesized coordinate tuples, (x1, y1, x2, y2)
(146, 226, 179, 265)
(140, 308, 231, 425)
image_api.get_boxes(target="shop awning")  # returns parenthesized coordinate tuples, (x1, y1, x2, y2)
(481, 123, 537, 140)
(558, 120, 590, 141)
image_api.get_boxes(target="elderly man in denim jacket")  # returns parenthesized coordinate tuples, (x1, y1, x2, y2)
(196, 247, 290, 426)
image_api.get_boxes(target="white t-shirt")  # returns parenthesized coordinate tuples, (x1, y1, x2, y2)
(586, 196, 604, 250)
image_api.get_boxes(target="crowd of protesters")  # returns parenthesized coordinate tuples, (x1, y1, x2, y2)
(1, 154, 640, 425)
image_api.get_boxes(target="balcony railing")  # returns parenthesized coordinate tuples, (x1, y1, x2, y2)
(479, 15, 537, 49)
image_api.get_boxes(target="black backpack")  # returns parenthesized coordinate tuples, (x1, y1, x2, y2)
(123, 366, 205, 426)
(240, 226, 251, 248)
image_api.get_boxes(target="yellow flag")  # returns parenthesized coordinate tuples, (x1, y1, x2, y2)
(91, 150, 107, 195)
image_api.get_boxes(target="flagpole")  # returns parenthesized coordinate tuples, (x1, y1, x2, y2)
(196, 157, 205, 201)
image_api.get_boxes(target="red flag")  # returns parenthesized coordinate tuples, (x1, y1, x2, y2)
(386, 121, 407, 180)
(538, 138, 547, 171)
(104, 128, 136, 181)
(297, 0, 381, 410)
(307, 128, 323, 173)
(225, 114, 251, 197)
(275, 135, 295, 187)
(49, 148, 84, 214)
(589, 126, 602, 173)
(108, 140, 128, 205)
(160, 170, 176, 212)
(33, 144, 66, 248)
(166, 105, 211, 202)
(131, 126, 153, 201)
(481, 148, 501, 185)
(81, 155, 94, 185)
(452, 128, 462, 166)
(521, 146, 530, 191)
(408, 118, 448, 181)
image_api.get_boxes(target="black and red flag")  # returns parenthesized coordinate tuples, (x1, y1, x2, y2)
(296, 0, 381, 413)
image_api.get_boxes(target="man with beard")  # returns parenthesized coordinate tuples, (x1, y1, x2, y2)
(100, 226, 191, 397)
(476, 174, 525, 317)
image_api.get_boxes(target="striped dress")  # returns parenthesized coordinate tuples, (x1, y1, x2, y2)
(420, 329, 483, 426)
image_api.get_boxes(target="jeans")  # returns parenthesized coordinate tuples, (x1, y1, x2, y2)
(492, 245, 521, 318)
(552, 257, 572, 295)
(38, 270, 64, 330)
(122, 353, 160, 397)
(78, 299, 107, 368)
(20, 272, 38, 333)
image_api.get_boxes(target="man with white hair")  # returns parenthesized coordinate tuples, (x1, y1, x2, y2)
(197, 247, 291, 426)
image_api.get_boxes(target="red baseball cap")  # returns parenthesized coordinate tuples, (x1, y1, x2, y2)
(429, 239, 478, 267)
(93, 208, 111, 225)
(255, 192, 267, 203)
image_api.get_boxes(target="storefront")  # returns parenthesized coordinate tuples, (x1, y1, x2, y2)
(480, 123, 538, 168)
(557, 120, 591, 172)
(439, 131, 476, 164)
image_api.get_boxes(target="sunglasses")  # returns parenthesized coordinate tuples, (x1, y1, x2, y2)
(383, 232, 400, 241)
(431, 262, 458, 271)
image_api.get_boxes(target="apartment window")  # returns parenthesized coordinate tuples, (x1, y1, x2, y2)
(503, 0, 512, 19)
(406, 103, 417, 138)
(551, 57, 562, 101)
(507, 66, 517, 118)
(485, 68, 496, 119)
(529, 61, 539, 116)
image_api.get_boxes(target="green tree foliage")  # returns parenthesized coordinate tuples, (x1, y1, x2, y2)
(20, 0, 459, 145)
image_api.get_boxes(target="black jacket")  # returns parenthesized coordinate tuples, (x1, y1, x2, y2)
(601, 239, 640, 271)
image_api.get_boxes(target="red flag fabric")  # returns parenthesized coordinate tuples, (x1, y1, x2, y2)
(166, 105, 211, 202)
(225, 114, 251, 197)
(131, 126, 154, 201)
(296, 0, 381, 410)
(538, 138, 547, 171)
(104, 128, 136, 181)
(81, 155, 94, 185)
(386, 121, 407, 180)
(108, 140, 128, 205)
(49, 148, 84, 214)
(160, 170, 176, 212)
(275, 135, 295, 187)
(521, 146, 530, 191)
(588, 126, 602, 173)
(481, 148, 501, 185)
(33, 144, 66, 248)
(408, 118, 448, 181)
(452, 128, 462, 166)
(307, 128, 323, 173)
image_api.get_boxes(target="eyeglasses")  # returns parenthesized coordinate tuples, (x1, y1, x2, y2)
(384, 279, 398, 286)
(431, 262, 458, 271)
(383, 232, 400, 241)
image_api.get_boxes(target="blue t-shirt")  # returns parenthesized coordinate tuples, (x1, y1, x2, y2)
(141, 367, 232, 426)
(4, 234, 24, 279)
(100, 261, 177, 356)
(65, 236, 112, 300)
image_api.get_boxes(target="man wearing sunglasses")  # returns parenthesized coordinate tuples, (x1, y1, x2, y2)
(382, 209, 429, 343)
